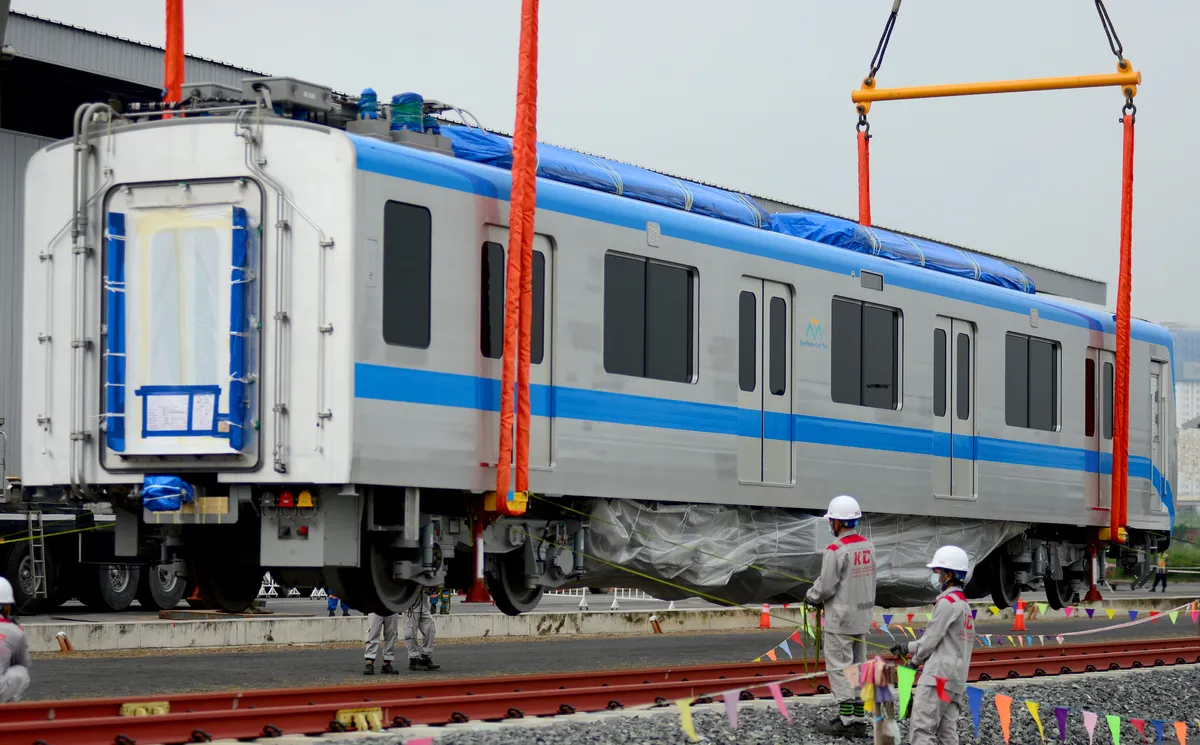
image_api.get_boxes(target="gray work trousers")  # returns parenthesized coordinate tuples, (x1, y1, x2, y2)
(364, 613, 398, 662)
(0, 666, 30, 702)
(825, 632, 867, 721)
(909, 684, 962, 745)
(405, 600, 436, 659)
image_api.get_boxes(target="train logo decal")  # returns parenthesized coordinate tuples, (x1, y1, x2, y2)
(800, 318, 829, 351)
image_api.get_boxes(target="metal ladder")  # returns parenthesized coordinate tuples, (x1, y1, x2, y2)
(25, 511, 48, 599)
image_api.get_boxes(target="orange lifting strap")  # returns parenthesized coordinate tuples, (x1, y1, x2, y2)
(854, 1, 1139, 545)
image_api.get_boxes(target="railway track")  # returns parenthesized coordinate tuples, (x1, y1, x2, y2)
(3, 637, 1198, 745)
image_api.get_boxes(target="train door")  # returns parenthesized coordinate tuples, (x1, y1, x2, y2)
(1085, 349, 1115, 511)
(932, 317, 975, 498)
(736, 277, 793, 485)
(1150, 361, 1165, 514)
(481, 226, 554, 470)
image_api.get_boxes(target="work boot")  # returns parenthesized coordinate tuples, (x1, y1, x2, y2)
(814, 715, 868, 739)
(363, 660, 375, 676)
(328, 610, 335, 617)
(420, 654, 440, 670)
(342, 609, 351, 616)
(380, 661, 399, 675)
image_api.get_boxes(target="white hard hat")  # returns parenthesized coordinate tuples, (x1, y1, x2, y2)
(0, 577, 13, 605)
(824, 495, 862, 521)
(927, 545, 970, 574)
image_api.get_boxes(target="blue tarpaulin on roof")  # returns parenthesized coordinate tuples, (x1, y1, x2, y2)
(440, 125, 771, 229)
(770, 212, 1036, 294)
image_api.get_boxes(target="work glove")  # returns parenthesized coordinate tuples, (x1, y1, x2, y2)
(889, 644, 907, 658)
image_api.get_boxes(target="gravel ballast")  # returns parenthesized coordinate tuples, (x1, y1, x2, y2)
(345, 665, 1200, 745)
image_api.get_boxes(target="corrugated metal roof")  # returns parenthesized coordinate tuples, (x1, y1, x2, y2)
(3, 11, 267, 90)
(0, 127, 53, 480)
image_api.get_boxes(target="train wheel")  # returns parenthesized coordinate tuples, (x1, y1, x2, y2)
(486, 550, 544, 617)
(325, 535, 422, 615)
(77, 564, 141, 612)
(1044, 577, 1072, 611)
(988, 554, 1019, 610)
(194, 561, 261, 613)
(137, 564, 187, 610)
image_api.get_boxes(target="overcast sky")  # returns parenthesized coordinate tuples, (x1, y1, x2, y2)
(16, 0, 1200, 325)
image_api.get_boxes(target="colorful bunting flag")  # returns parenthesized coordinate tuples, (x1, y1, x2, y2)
(971, 609, 978, 619)
(934, 676, 950, 703)
(1174, 721, 1187, 745)
(883, 613, 893, 626)
(1108, 714, 1122, 745)
(1107, 609, 1117, 620)
(766, 649, 777, 662)
(1057, 635, 1066, 645)
(1027, 700, 1046, 743)
(1150, 611, 1159, 623)
(925, 612, 933, 622)
(753, 656, 763, 663)
(967, 687, 985, 738)
(907, 613, 915, 625)
(1007, 635, 1016, 646)
(1169, 611, 1179, 625)
(1129, 610, 1139, 622)
(1131, 718, 1145, 740)
(1026, 636, 1033, 647)
(677, 699, 698, 742)
(1055, 707, 1070, 743)
(1192, 608, 1199, 625)
(897, 665, 915, 720)
(722, 691, 739, 730)
(990, 605, 1001, 616)
(996, 694, 1013, 745)
(906, 626, 917, 639)
(789, 630, 804, 645)
(1087, 608, 1096, 619)
(779, 640, 792, 659)
(881, 622, 895, 639)
(1151, 720, 1164, 745)
(1085, 711, 1099, 745)
(1037, 602, 1050, 616)
(767, 682, 792, 723)
(1065, 607, 1074, 618)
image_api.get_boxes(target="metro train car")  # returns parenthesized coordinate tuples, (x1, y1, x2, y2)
(19, 78, 1174, 615)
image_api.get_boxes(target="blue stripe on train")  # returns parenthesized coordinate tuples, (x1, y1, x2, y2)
(354, 362, 1173, 525)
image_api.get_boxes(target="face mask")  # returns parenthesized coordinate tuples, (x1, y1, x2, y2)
(928, 571, 943, 590)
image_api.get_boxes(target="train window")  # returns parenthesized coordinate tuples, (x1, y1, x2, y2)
(1085, 358, 1096, 437)
(382, 201, 432, 349)
(769, 296, 787, 396)
(603, 252, 695, 383)
(480, 242, 505, 359)
(479, 244, 547, 364)
(956, 332, 970, 420)
(933, 329, 947, 418)
(831, 297, 899, 410)
(739, 291, 756, 393)
(1004, 332, 1059, 431)
(1103, 361, 1114, 439)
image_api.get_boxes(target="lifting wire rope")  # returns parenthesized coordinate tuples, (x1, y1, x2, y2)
(851, 1, 1141, 553)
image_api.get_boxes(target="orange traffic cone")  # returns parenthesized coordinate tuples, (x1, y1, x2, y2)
(1011, 599, 1027, 632)
(759, 603, 771, 629)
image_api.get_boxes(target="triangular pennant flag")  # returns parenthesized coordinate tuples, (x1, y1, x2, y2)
(1018, 636, 1025, 647)
(1007, 635, 1016, 646)
(1107, 609, 1117, 620)
(1192, 608, 1199, 624)
(996, 635, 1004, 646)
(1056, 707, 1070, 743)
(906, 626, 917, 639)
(753, 656, 763, 663)
(897, 665, 916, 720)
(790, 629, 804, 645)
(1151, 720, 1164, 745)
(767, 682, 792, 723)
(935, 676, 950, 703)
(1065, 607, 1075, 618)
(1150, 611, 1159, 623)
(883, 613, 894, 625)
(967, 687, 985, 739)
(925, 612, 933, 622)
(722, 691, 739, 730)
(1174, 721, 1187, 745)
(779, 640, 793, 659)
(1056, 635, 1065, 645)
(907, 613, 915, 624)
(1108, 714, 1122, 745)
(971, 609, 978, 619)
(1131, 719, 1145, 740)
(677, 699, 699, 742)
(1037, 602, 1049, 615)
(766, 649, 777, 661)
(881, 623, 895, 639)
(996, 694, 1013, 745)
(990, 605, 1001, 616)
(1129, 610, 1139, 621)
(1038, 635, 1046, 646)
(1026, 636, 1033, 647)
(1085, 712, 1099, 745)
(1027, 700, 1046, 743)
(872, 620, 881, 632)
(1087, 608, 1096, 619)
(1169, 611, 1179, 625)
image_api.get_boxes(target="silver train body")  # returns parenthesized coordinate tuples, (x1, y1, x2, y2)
(20, 100, 1175, 614)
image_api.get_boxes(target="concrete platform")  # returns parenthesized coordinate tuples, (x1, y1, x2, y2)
(21, 591, 1199, 653)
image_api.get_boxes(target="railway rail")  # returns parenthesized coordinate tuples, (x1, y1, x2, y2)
(3, 637, 1199, 745)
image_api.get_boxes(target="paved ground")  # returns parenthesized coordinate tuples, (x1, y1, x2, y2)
(22, 583, 1200, 624)
(23, 612, 1200, 702)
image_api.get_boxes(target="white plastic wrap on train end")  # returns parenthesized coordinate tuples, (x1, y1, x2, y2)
(581, 499, 1028, 608)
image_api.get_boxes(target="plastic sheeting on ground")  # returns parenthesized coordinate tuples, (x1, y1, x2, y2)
(440, 124, 771, 229)
(580, 499, 1027, 608)
(770, 212, 1036, 294)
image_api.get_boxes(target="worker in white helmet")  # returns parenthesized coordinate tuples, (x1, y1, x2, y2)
(0, 577, 31, 702)
(806, 495, 876, 738)
(891, 545, 975, 745)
